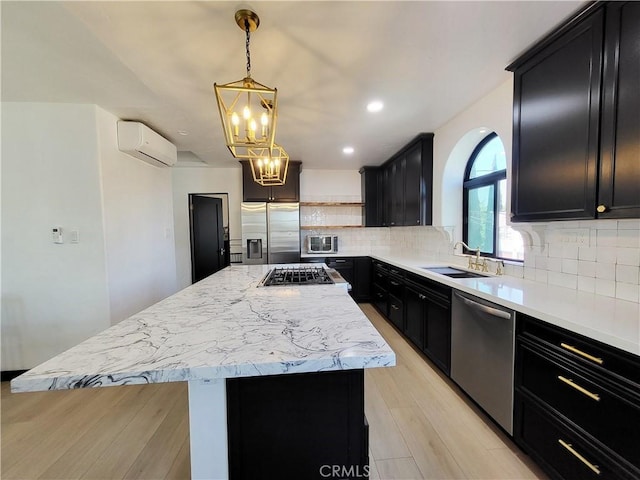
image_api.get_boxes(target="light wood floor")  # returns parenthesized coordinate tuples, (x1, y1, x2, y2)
(1, 303, 547, 480)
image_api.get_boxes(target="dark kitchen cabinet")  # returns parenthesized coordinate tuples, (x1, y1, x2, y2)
(387, 269, 404, 331)
(371, 261, 452, 377)
(302, 256, 371, 302)
(507, 2, 640, 221)
(405, 273, 451, 375)
(508, 7, 603, 221)
(404, 143, 424, 226)
(359, 133, 433, 227)
(514, 314, 640, 480)
(240, 160, 301, 202)
(372, 260, 389, 317)
(353, 257, 372, 302)
(227, 369, 368, 480)
(404, 284, 425, 349)
(360, 167, 382, 227)
(598, 1, 640, 218)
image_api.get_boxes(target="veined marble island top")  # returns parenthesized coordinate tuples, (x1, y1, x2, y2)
(12, 264, 396, 393)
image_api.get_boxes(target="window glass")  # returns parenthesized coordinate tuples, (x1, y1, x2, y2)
(467, 185, 495, 254)
(463, 133, 523, 262)
(468, 136, 507, 179)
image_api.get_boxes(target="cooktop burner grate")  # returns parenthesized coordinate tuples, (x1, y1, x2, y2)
(261, 266, 334, 286)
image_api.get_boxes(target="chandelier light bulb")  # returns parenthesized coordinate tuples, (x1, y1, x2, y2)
(243, 105, 251, 120)
(231, 112, 240, 137)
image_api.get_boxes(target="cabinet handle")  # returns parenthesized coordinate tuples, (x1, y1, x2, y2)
(560, 343, 603, 365)
(557, 376, 600, 402)
(391, 304, 399, 310)
(390, 280, 401, 286)
(596, 204, 607, 213)
(418, 294, 426, 300)
(558, 439, 601, 475)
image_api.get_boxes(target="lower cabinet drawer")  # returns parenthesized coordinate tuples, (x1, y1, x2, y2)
(388, 293, 404, 331)
(517, 399, 634, 480)
(520, 345, 640, 469)
(373, 284, 387, 317)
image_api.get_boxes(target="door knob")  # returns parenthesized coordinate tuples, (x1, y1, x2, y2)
(597, 205, 607, 213)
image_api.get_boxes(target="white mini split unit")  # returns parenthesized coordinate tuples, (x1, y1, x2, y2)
(117, 121, 178, 167)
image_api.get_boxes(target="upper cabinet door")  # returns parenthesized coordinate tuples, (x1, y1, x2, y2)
(241, 161, 301, 203)
(510, 10, 603, 222)
(241, 161, 271, 202)
(404, 144, 423, 226)
(598, 1, 640, 219)
(270, 162, 300, 202)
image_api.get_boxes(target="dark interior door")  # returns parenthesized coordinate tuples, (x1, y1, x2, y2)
(190, 195, 225, 283)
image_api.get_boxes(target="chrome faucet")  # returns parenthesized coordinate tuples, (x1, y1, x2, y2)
(454, 241, 481, 270)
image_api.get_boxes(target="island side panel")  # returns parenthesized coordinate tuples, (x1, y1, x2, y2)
(188, 379, 229, 480)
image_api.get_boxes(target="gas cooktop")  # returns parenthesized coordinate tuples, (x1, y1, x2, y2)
(259, 266, 335, 287)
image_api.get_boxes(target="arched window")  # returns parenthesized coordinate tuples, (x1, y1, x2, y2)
(463, 133, 523, 261)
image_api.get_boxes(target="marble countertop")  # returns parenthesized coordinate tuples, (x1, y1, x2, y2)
(12, 265, 396, 393)
(371, 254, 639, 356)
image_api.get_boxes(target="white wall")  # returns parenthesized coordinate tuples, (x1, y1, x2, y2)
(1, 103, 182, 370)
(96, 108, 177, 324)
(1, 103, 111, 370)
(432, 79, 514, 229)
(300, 169, 361, 202)
(171, 167, 243, 290)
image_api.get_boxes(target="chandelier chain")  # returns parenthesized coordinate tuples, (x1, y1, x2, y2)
(245, 20, 251, 78)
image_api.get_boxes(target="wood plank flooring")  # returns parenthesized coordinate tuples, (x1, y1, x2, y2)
(1, 303, 547, 479)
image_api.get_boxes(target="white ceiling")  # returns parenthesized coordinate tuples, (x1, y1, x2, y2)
(2, 1, 583, 169)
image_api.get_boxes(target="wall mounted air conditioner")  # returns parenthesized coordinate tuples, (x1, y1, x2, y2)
(117, 121, 177, 167)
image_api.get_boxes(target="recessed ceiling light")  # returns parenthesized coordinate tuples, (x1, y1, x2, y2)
(366, 100, 384, 113)
(343, 146, 355, 155)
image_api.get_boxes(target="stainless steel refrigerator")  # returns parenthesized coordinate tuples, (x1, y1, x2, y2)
(241, 202, 300, 264)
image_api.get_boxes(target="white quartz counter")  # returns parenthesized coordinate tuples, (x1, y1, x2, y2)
(371, 254, 640, 356)
(11, 264, 396, 393)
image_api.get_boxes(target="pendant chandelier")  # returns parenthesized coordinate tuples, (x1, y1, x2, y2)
(246, 144, 290, 186)
(214, 9, 289, 186)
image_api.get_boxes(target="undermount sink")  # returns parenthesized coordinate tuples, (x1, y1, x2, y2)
(421, 266, 488, 279)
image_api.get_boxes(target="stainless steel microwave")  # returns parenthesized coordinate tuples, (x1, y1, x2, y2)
(306, 235, 338, 254)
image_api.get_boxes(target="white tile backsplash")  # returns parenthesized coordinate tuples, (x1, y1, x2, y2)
(303, 219, 639, 303)
(615, 282, 640, 302)
(617, 247, 640, 266)
(595, 278, 616, 298)
(616, 264, 640, 284)
(561, 258, 578, 275)
(577, 260, 596, 277)
(595, 262, 616, 280)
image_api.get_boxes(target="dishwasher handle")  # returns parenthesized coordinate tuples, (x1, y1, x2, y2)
(453, 292, 512, 320)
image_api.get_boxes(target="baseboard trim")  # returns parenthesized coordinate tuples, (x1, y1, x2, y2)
(1, 370, 27, 382)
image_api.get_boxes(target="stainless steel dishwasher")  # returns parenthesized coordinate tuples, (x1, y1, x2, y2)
(451, 290, 515, 435)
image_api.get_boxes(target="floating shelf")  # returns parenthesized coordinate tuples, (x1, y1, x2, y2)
(300, 225, 364, 229)
(300, 202, 364, 207)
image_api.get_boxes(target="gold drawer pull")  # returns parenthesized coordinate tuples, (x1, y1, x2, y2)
(560, 343, 604, 365)
(558, 376, 600, 401)
(558, 439, 601, 475)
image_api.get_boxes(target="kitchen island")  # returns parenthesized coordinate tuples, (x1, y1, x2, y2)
(11, 264, 395, 479)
